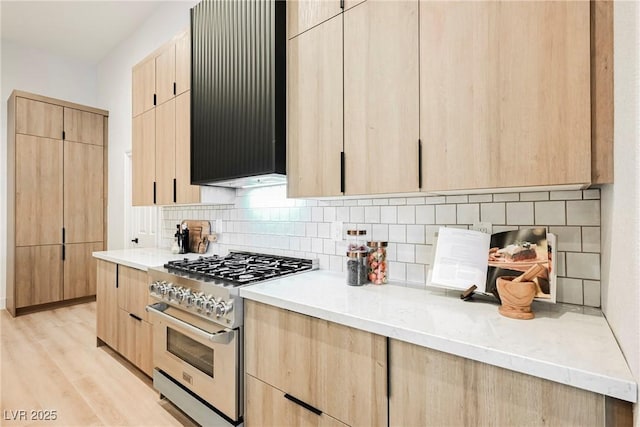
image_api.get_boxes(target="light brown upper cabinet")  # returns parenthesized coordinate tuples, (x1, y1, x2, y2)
(343, 0, 419, 195)
(287, 14, 343, 198)
(287, 0, 343, 39)
(132, 57, 156, 117)
(420, 1, 593, 192)
(7, 90, 108, 316)
(132, 28, 199, 206)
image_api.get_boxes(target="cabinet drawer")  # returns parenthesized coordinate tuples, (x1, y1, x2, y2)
(117, 309, 153, 377)
(117, 266, 149, 322)
(245, 300, 387, 427)
(246, 374, 347, 427)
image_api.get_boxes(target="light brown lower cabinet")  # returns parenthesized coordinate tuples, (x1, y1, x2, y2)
(245, 374, 348, 427)
(244, 300, 387, 427)
(64, 242, 102, 300)
(15, 245, 63, 308)
(96, 259, 153, 377)
(389, 339, 632, 427)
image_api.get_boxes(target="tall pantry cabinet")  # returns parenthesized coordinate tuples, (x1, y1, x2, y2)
(6, 90, 108, 316)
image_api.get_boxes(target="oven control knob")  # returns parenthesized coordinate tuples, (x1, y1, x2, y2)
(215, 301, 233, 318)
(204, 298, 216, 315)
(175, 288, 188, 304)
(149, 281, 160, 293)
(184, 292, 195, 307)
(194, 295, 207, 311)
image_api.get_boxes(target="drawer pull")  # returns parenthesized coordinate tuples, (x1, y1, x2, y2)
(129, 313, 142, 322)
(284, 393, 322, 416)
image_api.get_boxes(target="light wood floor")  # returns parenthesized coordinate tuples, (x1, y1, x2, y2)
(0, 302, 198, 427)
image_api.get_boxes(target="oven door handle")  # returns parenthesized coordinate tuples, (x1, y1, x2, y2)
(146, 303, 235, 345)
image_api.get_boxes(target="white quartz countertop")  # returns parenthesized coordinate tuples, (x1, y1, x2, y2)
(240, 270, 637, 403)
(92, 248, 203, 271)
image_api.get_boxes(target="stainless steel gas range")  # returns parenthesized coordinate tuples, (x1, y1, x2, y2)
(146, 251, 317, 426)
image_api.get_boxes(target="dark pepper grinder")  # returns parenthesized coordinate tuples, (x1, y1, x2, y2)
(179, 223, 190, 254)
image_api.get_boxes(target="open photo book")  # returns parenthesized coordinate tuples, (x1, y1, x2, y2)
(427, 227, 557, 303)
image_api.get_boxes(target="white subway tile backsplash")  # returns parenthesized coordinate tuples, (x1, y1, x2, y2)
(506, 202, 534, 225)
(435, 205, 456, 224)
(416, 205, 435, 224)
(457, 204, 479, 225)
(372, 224, 389, 241)
(494, 193, 519, 202)
(365, 206, 381, 223)
(389, 225, 407, 243)
(481, 203, 506, 225)
(520, 192, 549, 201)
(469, 194, 493, 203)
(549, 227, 581, 252)
(582, 227, 601, 253)
(557, 278, 583, 305)
(406, 225, 425, 244)
(350, 207, 365, 223)
(567, 200, 600, 226)
(566, 252, 600, 280)
(550, 190, 582, 200)
(380, 206, 397, 224)
(398, 206, 416, 224)
(163, 185, 602, 307)
(583, 280, 601, 307)
(535, 201, 565, 226)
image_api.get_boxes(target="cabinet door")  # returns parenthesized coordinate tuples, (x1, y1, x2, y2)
(15, 245, 63, 308)
(156, 44, 176, 106)
(96, 260, 118, 349)
(117, 265, 149, 322)
(389, 339, 605, 426)
(63, 242, 103, 299)
(132, 57, 156, 117)
(15, 97, 63, 139)
(245, 301, 387, 427)
(64, 141, 104, 243)
(287, 0, 343, 39)
(132, 109, 156, 206)
(118, 310, 153, 376)
(175, 31, 191, 95)
(63, 108, 104, 146)
(344, 0, 419, 195)
(421, 1, 590, 192)
(175, 91, 200, 204)
(287, 15, 343, 198)
(15, 134, 63, 246)
(246, 374, 348, 427)
(155, 99, 176, 205)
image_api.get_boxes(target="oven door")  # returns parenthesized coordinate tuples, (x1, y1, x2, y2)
(146, 303, 241, 422)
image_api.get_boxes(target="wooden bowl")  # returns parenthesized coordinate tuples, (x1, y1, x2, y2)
(496, 276, 536, 320)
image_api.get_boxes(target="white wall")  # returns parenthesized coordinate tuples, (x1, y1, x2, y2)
(601, 1, 640, 423)
(0, 39, 99, 309)
(96, 1, 198, 252)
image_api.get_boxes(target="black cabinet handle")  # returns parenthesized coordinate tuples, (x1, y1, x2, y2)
(418, 139, 423, 189)
(116, 265, 119, 288)
(340, 0, 344, 9)
(340, 151, 345, 193)
(131, 238, 139, 244)
(153, 94, 157, 106)
(173, 82, 177, 95)
(62, 131, 66, 140)
(153, 182, 157, 204)
(62, 227, 65, 244)
(129, 313, 143, 322)
(173, 178, 177, 203)
(283, 394, 322, 416)
(61, 245, 65, 261)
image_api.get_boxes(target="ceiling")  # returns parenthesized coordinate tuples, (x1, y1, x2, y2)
(1, 1, 165, 64)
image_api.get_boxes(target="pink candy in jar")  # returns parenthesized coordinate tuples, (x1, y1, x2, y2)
(367, 241, 388, 284)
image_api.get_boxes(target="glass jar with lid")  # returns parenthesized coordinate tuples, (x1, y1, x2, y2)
(347, 229, 367, 252)
(367, 241, 388, 284)
(346, 250, 368, 286)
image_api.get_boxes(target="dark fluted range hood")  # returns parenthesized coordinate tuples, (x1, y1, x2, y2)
(190, 0, 286, 188)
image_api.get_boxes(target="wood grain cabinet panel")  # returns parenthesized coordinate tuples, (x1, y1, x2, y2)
(155, 99, 176, 205)
(118, 310, 154, 377)
(420, 0, 591, 192)
(64, 141, 104, 243)
(132, 57, 156, 117)
(155, 45, 176, 106)
(287, 15, 343, 198)
(15, 97, 63, 139)
(287, 0, 343, 39)
(64, 242, 103, 300)
(175, 31, 191, 95)
(117, 265, 149, 322)
(15, 134, 63, 246)
(63, 108, 104, 146)
(246, 374, 348, 427)
(96, 260, 118, 349)
(344, 0, 419, 195)
(245, 300, 387, 427)
(132, 109, 156, 206)
(15, 245, 63, 308)
(175, 91, 200, 204)
(388, 339, 627, 427)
